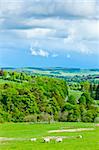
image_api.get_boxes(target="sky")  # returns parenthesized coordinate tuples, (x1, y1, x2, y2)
(0, 0, 99, 68)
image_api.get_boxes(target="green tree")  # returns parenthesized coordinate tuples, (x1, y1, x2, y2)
(67, 95, 77, 105)
(79, 96, 86, 105)
(82, 92, 94, 106)
(96, 84, 99, 100)
(81, 81, 90, 92)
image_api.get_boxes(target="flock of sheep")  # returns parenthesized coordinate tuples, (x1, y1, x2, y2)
(30, 135, 82, 143)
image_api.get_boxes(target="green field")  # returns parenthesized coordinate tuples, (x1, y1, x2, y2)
(0, 122, 98, 150)
(68, 90, 83, 100)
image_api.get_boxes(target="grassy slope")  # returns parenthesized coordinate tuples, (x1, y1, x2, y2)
(69, 90, 83, 100)
(0, 122, 98, 150)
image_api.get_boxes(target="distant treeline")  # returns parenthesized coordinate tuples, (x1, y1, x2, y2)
(0, 70, 99, 123)
(0, 68, 99, 84)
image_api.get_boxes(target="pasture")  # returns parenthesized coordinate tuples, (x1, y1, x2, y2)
(68, 90, 82, 100)
(0, 122, 98, 150)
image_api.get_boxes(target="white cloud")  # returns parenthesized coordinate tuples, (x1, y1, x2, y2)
(30, 49, 37, 56)
(38, 49, 49, 57)
(65, 0, 96, 17)
(0, 0, 24, 17)
(63, 19, 99, 54)
(30, 47, 49, 57)
(34, 19, 99, 54)
(25, 0, 97, 19)
(25, 28, 55, 39)
(0, 0, 98, 20)
(0, 0, 99, 58)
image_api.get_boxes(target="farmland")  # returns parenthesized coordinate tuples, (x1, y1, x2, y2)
(0, 122, 99, 150)
(1, 67, 99, 83)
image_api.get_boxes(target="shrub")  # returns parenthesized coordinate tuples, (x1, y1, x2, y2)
(0, 115, 4, 123)
(59, 111, 68, 122)
(0, 112, 12, 122)
(81, 110, 94, 122)
(94, 117, 99, 123)
(37, 113, 52, 123)
(24, 114, 37, 122)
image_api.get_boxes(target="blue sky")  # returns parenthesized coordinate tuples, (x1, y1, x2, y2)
(0, 0, 99, 68)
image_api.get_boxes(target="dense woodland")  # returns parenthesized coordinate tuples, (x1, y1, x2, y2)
(0, 70, 99, 123)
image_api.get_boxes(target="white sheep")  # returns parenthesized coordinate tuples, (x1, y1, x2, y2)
(79, 135, 82, 138)
(43, 137, 50, 143)
(30, 138, 37, 142)
(56, 137, 63, 142)
(77, 135, 83, 139)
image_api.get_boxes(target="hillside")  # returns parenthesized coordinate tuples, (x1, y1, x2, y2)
(0, 70, 99, 123)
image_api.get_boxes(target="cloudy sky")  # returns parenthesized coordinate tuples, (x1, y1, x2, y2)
(0, 0, 99, 68)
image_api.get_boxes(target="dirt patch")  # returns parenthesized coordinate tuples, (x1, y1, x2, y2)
(48, 128, 94, 133)
(0, 137, 15, 141)
(96, 124, 99, 127)
(0, 137, 28, 141)
(43, 135, 82, 140)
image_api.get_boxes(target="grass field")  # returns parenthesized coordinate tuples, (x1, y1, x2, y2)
(68, 90, 83, 100)
(0, 122, 98, 150)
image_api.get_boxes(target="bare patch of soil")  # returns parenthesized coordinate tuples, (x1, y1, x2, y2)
(96, 124, 99, 126)
(48, 128, 94, 133)
(0, 137, 28, 141)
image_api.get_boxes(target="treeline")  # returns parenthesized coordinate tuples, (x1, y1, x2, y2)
(0, 70, 99, 123)
(0, 75, 68, 122)
(69, 81, 99, 100)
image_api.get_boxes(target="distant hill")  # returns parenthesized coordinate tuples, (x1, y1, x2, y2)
(1, 67, 99, 72)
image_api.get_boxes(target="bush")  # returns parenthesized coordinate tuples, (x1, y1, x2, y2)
(53, 112, 59, 121)
(94, 117, 99, 123)
(62, 102, 74, 111)
(59, 111, 68, 122)
(37, 113, 52, 123)
(67, 109, 81, 122)
(0, 115, 4, 123)
(81, 110, 94, 122)
(0, 112, 12, 122)
(24, 114, 37, 122)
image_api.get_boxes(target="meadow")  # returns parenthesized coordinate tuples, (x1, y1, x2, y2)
(0, 122, 99, 150)
(68, 90, 83, 100)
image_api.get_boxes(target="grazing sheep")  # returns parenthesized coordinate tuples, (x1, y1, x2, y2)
(56, 137, 63, 142)
(43, 137, 50, 143)
(31, 138, 37, 142)
(77, 135, 82, 139)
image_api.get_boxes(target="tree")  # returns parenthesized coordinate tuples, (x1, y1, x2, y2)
(62, 102, 74, 111)
(79, 96, 86, 105)
(67, 95, 77, 105)
(27, 94, 39, 114)
(81, 110, 95, 122)
(50, 97, 60, 113)
(1, 71, 98, 123)
(3, 70, 8, 79)
(82, 92, 94, 106)
(96, 84, 99, 100)
(81, 81, 90, 92)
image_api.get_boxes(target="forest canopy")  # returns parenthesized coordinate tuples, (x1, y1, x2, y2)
(0, 70, 99, 123)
